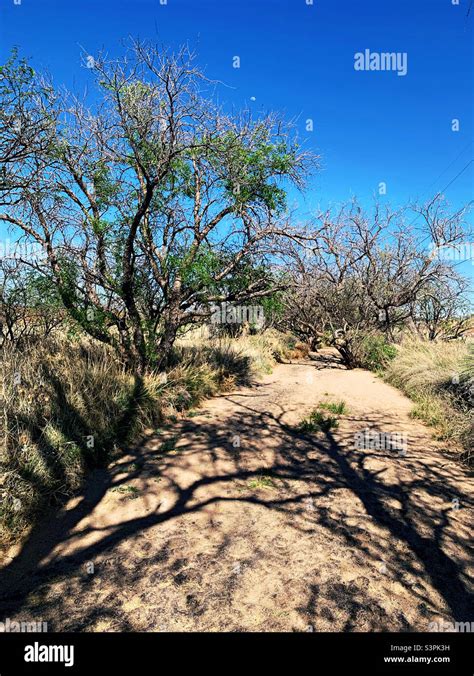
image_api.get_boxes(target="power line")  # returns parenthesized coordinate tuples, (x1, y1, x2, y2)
(421, 141, 473, 196)
(436, 159, 473, 196)
(410, 158, 474, 247)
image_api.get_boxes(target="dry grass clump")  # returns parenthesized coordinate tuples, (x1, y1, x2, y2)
(384, 338, 473, 464)
(0, 329, 295, 542)
(0, 337, 154, 542)
(175, 327, 297, 375)
(231, 331, 295, 373)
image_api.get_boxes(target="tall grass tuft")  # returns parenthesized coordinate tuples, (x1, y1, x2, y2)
(383, 338, 473, 464)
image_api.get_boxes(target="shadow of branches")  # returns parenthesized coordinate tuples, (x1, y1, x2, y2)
(0, 363, 472, 631)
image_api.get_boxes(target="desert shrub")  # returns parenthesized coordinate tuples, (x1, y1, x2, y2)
(383, 338, 473, 464)
(299, 409, 339, 433)
(244, 332, 291, 368)
(319, 400, 348, 415)
(353, 334, 397, 371)
(298, 398, 349, 433)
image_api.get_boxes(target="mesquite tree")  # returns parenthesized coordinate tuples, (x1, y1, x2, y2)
(0, 260, 62, 348)
(280, 198, 472, 366)
(412, 277, 472, 341)
(0, 43, 313, 371)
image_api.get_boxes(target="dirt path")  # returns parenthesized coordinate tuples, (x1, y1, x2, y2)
(1, 353, 473, 631)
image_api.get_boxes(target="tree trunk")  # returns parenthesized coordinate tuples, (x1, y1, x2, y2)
(156, 321, 179, 371)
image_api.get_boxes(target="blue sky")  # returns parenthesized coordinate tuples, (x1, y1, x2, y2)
(1, 0, 473, 284)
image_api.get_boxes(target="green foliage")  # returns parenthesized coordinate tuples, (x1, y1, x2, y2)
(356, 334, 397, 371)
(178, 246, 223, 293)
(247, 474, 276, 490)
(91, 162, 119, 207)
(0, 48, 35, 84)
(159, 437, 179, 453)
(206, 129, 298, 213)
(319, 400, 348, 415)
(298, 397, 349, 433)
(299, 409, 339, 433)
(24, 271, 61, 307)
(260, 291, 285, 323)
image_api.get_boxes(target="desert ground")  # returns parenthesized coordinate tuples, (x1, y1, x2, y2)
(0, 351, 472, 632)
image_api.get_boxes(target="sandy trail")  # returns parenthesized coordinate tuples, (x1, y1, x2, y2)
(1, 353, 473, 631)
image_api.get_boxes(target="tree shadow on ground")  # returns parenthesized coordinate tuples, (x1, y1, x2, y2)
(0, 373, 148, 591)
(0, 364, 472, 631)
